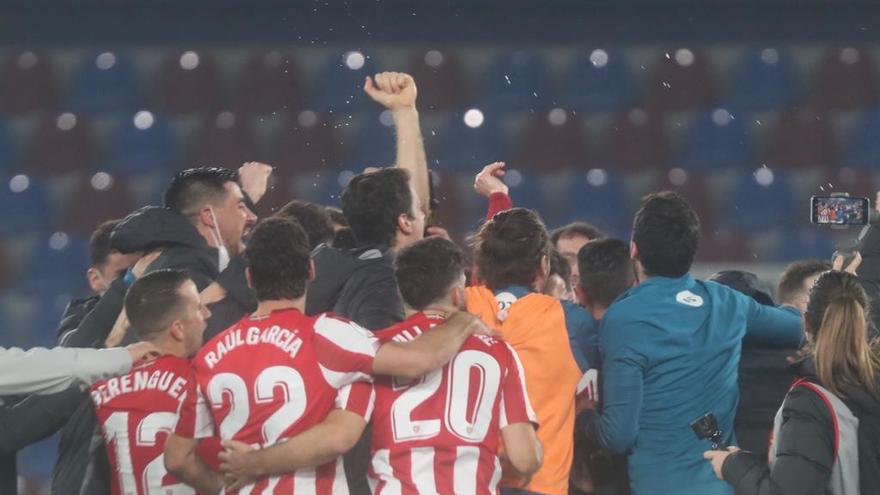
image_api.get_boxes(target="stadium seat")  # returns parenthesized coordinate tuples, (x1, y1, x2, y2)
(762, 106, 836, 169)
(188, 111, 261, 169)
(678, 108, 753, 172)
(60, 174, 135, 236)
(509, 110, 590, 171)
(233, 51, 303, 115)
(841, 108, 880, 170)
(695, 229, 752, 262)
(832, 167, 880, 200)
(433, 111, 505, 174)
(0, 51, 57, 114)
(561, 49, 639, 113)
(343, 117, 397, 170)
(479, 51, 550, 113)
(0, 175, 53, 234)
(291, 168, 351, 207)
(0, 117, 16, 173)
(655, 169, 716, 229)
(312, 51, 379, 113)
(66, 51, 140, 114)
(811, 47, 879, 111)
(720, 168, 795, 233)
(151, 50, 220, 114)
(104, 111, 178, 176)
(646, 48, 717, 113)
(600, 108, 669, 172)
(503, 169, 546, 217)
(772, 228, 837, 263)
(22, 113, 98, 176)
(407, 50, 470, 112)
(272, 111, 342, 175)
(727, 48, 801, 111)
(550, 168, 629, 234)
(20, 233, 90, 296)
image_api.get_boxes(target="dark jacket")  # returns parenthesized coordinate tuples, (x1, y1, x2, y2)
(306, 244, 404, 331)
(0, 387, 84, 494)
(735, 347, 799, 458)
(305, 243, 405, 495)
(73, 206, 256, 346)
(56, 296, 99, 346)
(722, 358, 880, 495)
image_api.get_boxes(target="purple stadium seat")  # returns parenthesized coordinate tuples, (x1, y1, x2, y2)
(509, 110, 590, 171)
(188, 111, 261, 169)
(151, 50, 220, 114)
(233, 51, 303, 115)
(646, 48, 717, 113)
(0, 51, 57, 114)
(762, 107, 836, 169)
(600, 108, 669, 172)
(272, 112, 341, 176)
(407, 50, 470, 112)
(61, 174, 135, 236)
(23, 113, 98, 176)
(811, 47, 879, 111)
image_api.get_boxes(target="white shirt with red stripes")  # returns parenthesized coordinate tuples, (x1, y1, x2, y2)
(369, 312, 538, 495)
(175, 308, 378, 495)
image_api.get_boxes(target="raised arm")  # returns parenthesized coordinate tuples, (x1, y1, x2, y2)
(474, 161, 513, 221)
(364, 72, 429, 215)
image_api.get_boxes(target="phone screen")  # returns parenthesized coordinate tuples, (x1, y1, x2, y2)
(811, 196, 870, 226)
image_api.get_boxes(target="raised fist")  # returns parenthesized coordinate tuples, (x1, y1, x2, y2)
(364, 72, 417, 110)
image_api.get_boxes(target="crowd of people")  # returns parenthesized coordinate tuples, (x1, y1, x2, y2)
(816, 198, 866, 225)
(1, 71, 879, 495)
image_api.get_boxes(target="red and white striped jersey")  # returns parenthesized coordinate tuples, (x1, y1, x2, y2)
(175, 308, 379, 495)
(369, 313, 537, 495)
(90, 356, 196, 495)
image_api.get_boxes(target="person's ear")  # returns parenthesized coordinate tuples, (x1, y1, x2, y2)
(574, 283, 586, 307)
(397, 213, 414, 236)
(169, 321, 185, 342)
(308, 259, 316, 282)
(245, 267, 253, 289)
(87, 267, 105, 294)
(630, 241, 639, 261)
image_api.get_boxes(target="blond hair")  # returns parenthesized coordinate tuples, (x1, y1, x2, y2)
(806, 271, 880, 399)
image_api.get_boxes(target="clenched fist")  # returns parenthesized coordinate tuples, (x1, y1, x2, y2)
(364, 72, 417, 110)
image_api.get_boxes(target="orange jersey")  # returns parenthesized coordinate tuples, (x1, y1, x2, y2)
(466, 286, 581, 495)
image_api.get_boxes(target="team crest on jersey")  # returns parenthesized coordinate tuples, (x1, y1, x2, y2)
(675, 290, 704, 307)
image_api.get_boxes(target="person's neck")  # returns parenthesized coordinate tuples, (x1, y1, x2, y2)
(405, 302, 457, 319)
(253, 298, 306, 318)
(151, 337, 186, 359)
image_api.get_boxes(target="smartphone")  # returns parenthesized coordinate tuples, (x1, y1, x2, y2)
(811, 196, 870, 226)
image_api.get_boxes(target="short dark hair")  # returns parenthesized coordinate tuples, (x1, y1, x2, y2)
(245, 217, 311, 301)
(163, 167, 240, 214)
(124, 269, 192, 341)
(474, 208, 550, 290)
(89, 219, 121, 269)
(341, 168, 414, 247)
(549, 250, 572, 292)
(778, 260, 832, 304)
(551, 222, 604, 246)
(395, 237, 466, 310)
(275, 200, 333, 250)
(632, 191, 700, 278)
(577, 238, 634, 309)
(326, 207, 348, 228)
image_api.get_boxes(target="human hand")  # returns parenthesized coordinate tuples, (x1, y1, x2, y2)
(238, 162, 274, 204)
(833, 251, 862, 275)
(425, 226, 451, 241)
(363, 72, 417, 111)
(131, 249, 164, 279)
(703, 447, 740, 480)
(474, 162, 509, 197)
(219, 440, 258, 491)
(125, 341, 162, 363)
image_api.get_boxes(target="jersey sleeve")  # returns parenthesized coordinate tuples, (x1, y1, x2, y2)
(313, 315, 381, 389)
(174, 380, 214, 440)
(334, 381, 376, 421)
(499, 343, 538, 429)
